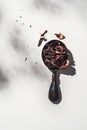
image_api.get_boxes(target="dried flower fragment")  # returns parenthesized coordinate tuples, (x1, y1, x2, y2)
(38, 30, 48, 47)
(55, 33, 65, 40)
(38, 37, 47, 47)
(41, 30, 48, 37)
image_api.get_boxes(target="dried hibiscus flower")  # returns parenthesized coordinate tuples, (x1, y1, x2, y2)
(54, 33, 65, 40)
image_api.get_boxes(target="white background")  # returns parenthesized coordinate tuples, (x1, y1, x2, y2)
(0, 0, 87, 130)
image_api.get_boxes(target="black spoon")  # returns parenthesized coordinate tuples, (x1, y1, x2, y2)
(42, 40, 69, 104)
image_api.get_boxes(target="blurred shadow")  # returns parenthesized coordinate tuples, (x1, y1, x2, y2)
(33, 0, 62, 14)
(55, 49, 76, 103)
(0, 7, 3, 23)
(0, 68, 9, 90)
(59, 49, 76, 76)
(30, 62, 49, 81)
(8, 26, 49, 82)
(10, 27, 28, 55)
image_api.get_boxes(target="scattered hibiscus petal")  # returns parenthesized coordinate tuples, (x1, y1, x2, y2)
(54, 33, 65, 40)
(41, 30, 48, 37)
(44, 38, 47, 41)
(38, 37, 47, 47)
(38, 38, 44, 47)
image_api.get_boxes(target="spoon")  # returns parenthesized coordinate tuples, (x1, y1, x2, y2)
(42, 40, 69, 104)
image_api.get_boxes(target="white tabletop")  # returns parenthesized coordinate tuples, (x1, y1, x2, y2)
(0, 0, 86, 130)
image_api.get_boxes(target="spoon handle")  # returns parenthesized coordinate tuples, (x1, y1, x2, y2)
(48, 71, 62, 104)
